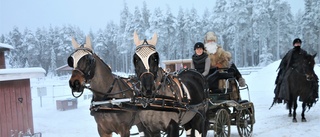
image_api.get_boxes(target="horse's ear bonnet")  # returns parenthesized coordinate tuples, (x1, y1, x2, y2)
(68, 56, 74, 68)
(68, 35, 94, 68)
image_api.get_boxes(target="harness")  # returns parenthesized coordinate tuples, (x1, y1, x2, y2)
(69, 48, 139, 111)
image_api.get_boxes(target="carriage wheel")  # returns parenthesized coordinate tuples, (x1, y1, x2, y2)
(236, 108, 253, 137)
(214, 109, 230, 137)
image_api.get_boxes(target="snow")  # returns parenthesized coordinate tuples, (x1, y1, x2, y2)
(0, 43, 14, 49)
(0, 67, 46, 81)
(28, 60, 320, 137)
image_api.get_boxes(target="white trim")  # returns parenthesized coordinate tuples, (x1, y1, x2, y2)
(0, 43, 14, 49)
(0, 67, 46, 81)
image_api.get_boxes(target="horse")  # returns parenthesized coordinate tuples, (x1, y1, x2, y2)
(67, 36, 140, 137)
(274, 53, 318, 122)
(132, 31, 208, 137)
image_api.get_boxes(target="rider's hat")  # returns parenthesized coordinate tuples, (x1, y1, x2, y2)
(205, 31, 217, 43)
(194, 42, 205, 50)
(293, 38, 302, 45)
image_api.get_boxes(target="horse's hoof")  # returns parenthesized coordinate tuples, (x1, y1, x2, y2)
(301, 118, 307, 122)
(292, 119, 297, 123)
(288, 113, 292, 117)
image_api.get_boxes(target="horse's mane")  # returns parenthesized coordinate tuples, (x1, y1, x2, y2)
(92, 53, 116, 77)
(92, 53, 134, 86)
(177, 68, 208, 103)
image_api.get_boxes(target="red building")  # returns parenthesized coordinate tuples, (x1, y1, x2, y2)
(0, 43, 45, 137)
(162, 59, 192, 72)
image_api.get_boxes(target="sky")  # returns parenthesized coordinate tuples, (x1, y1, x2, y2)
(0, 0, 304, 36)
(15, 60, 319, 137)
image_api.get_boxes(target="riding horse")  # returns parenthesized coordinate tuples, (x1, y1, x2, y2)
(132, 31, 208, 137)
(68, 36, 140, 137)
(274, 53, 318, 122)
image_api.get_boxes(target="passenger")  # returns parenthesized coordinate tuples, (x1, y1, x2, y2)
(191, 42, 211, 77)
(204, 31, 246, 87)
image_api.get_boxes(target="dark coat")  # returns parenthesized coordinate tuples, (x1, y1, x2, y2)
(192, 53, 208, 74)
(274, 46, 307, 102)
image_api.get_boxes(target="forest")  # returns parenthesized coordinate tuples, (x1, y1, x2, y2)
(0, 0, 319, 76)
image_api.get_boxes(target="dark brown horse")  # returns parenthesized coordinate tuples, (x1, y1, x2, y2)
(68, 36, 140, 137)
(132, 31, 208, 137)
(274, 53, 318, 122)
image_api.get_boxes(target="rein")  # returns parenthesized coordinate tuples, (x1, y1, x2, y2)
(85, 77, 136, 97)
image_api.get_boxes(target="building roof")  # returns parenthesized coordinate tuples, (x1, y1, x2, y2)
(0, 67, 46, 81)
(0, 43, 14, 51)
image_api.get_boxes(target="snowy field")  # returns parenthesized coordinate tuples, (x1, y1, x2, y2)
(29, 60, 320, 137)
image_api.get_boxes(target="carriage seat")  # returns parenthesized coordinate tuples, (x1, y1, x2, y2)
(206, 69, 241, 101)
(207, 70, 236, 91)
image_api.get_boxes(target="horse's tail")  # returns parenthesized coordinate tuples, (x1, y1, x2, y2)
(269, 102, 274, 110)
(269, 84, 282, 110)
(269, 97, 278, 110)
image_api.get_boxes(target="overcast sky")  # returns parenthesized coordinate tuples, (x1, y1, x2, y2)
(0, 0, 304, 35)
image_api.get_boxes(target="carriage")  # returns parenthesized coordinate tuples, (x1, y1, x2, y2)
(68, 33, 257, 137)
(206, 68, 255, 137)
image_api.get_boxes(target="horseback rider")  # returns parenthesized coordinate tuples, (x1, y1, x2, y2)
(191, 42, 211, 77)
(273, 38, 311, 103)
(204, 31, 246, 87)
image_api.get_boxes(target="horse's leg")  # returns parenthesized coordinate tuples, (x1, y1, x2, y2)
(120, 129, 131, 137)
(136, 123, 160, 137)
(136, 123, 146, 137)
(166, 119, 180, 137)
(186, 128, 193, 137)
(301, 102, 307, 122)
(292, 100, 298, 122)
(97, 126, 113, 137)
(287, 100, 292, 117)
(141, 131, 157, 137)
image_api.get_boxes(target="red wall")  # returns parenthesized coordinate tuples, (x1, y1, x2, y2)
(0, 79, 34, 137)
(0, 52, 5, 69)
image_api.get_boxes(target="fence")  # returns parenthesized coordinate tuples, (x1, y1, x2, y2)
(10, 129, 42, 137)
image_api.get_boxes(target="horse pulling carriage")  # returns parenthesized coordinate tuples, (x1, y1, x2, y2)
(67, 32, 255, 137)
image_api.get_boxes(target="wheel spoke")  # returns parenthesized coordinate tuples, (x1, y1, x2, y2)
(237, 108, 254, 137)
(214, 109, 230, 137)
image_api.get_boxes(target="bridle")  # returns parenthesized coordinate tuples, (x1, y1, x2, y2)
(68, 47, 96, 81)
(69, 48, 138, 99)
(68, 47, 96, 97)
(135, 40, 158, 77)
(291, 56, 315, 81)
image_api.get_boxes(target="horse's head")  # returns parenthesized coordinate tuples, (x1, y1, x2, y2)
(302, 53, 317, 81)
(68, 36, 96, 94)
(133, 31, 159, 96)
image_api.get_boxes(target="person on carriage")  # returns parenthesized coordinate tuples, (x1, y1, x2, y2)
(191, 42, 211, 77)
(204, 31, 246, 87)
(273, 38, 319, 103)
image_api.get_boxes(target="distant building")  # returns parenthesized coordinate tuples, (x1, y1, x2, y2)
(55, 64, 73, 76)
(162, 59, 192, 72)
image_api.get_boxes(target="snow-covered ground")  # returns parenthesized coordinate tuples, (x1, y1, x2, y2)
(29, 61, 320, 137)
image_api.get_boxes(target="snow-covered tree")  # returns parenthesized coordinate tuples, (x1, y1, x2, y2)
(7, 27, 25, 68)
